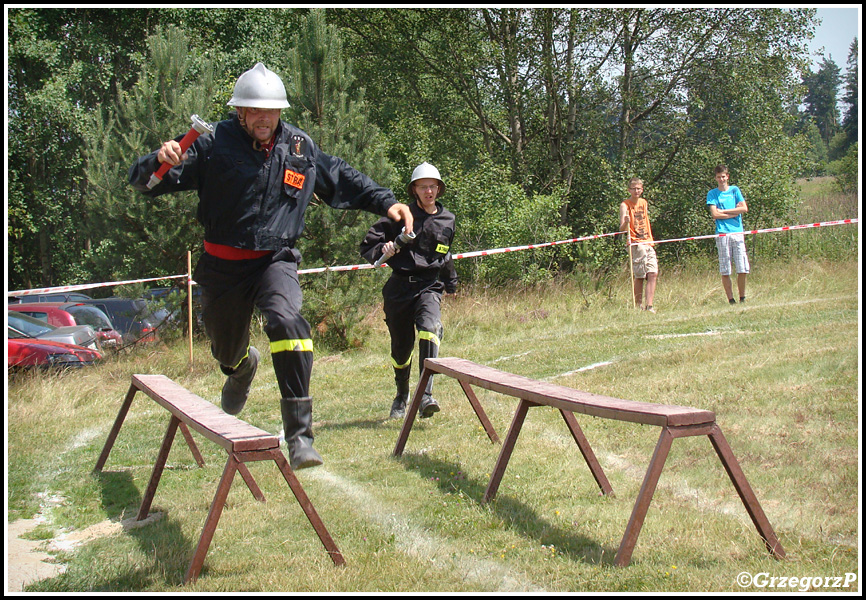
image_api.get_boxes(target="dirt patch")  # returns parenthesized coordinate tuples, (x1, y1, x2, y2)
(6, 518, 64, 593)
(6, 512, 163, 593)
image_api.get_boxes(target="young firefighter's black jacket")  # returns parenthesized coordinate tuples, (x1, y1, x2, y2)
(129, 114, 397, 253)
(361, 198, 457, 405)
(360, 200, 458, 291)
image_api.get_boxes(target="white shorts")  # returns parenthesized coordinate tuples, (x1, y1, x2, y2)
(716, 233, 750, 276)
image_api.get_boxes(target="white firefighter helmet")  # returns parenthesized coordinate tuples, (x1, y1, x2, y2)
(227, 62, 290, 109)
(407, 162, 445, 199)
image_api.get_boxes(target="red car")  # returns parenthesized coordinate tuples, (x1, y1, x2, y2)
(8, 302, 123, 350)
(7, 336, 102, 370)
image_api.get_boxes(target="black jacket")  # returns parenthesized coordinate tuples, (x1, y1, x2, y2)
(129, 115, 397, 252)
(360, 200, 458, 293)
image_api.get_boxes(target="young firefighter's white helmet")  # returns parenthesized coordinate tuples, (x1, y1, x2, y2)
(407, 162, 445, 199)
(227, 62, 290, 109)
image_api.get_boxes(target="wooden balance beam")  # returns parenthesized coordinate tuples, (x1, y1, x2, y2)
(393, 357, 785, 567)
(94, 374, 344, 583)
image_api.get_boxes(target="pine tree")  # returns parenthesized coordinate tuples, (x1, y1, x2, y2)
(83, 26, 216, 284)
(803, 56, 841, 147)
(841, 38, 858, 149)
(277, 9, 398, 350)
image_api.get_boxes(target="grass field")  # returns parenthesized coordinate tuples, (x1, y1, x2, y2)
(7, 246, 859, 592)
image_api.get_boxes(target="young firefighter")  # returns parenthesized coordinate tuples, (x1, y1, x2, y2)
(706, 164, 750, 304)
(360, 162, 458, 420)
(619, 177, 659, 312)
(129, 63, 412, 469)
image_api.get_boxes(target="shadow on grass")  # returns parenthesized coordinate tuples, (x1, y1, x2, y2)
(395, 452, 618, 566)
(26, 469, 194, 591)
(93, 469, 193, 588)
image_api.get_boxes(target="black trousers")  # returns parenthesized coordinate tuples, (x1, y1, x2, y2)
(383, 275, 444, 375)
(193, 248, 312, 400)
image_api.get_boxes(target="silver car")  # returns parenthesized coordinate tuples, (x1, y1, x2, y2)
(7, 311, 99, 351)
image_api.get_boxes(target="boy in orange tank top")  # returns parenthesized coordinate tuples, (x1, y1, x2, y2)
(619, 177, 658, 312)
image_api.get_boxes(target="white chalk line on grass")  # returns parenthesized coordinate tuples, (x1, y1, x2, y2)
(547, 361, 616, 380)
(643, 330, 733, 340)
(307, 469, 547, 592)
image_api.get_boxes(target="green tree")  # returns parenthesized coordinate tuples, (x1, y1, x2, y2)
(829, 143, 857, 195)
(333, 8, 816, 274)
(803, 56, 841, 148)
(7, 8, 155, 290)
(83, 25, 217, 284)
(841, 38, 858, 149)
(278, 9, 398, 350)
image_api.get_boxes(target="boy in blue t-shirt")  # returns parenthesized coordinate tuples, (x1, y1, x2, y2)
(706, 165, 749, 304)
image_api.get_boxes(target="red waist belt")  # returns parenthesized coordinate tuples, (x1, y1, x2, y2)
(204, 241, 273, 260)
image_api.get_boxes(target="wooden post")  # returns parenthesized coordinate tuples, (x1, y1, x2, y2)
(187, 251, 194, 367)
(627, 230, 636, 309)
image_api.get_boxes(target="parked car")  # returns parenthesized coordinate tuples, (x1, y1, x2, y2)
(8, 292, 93, 304)
(8, 302, 123, 350)
(80, 298, 168, 344)
(143, 285, 203, 328)
(7, 311, 100, 351)
(8, 336, 102, 370)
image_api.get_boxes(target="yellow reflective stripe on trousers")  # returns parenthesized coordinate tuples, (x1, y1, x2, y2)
(270, 338, 314, 353)
(231, 347, 251, 370)
(418, 330, 440, 347)
(391, 351, 413, 369)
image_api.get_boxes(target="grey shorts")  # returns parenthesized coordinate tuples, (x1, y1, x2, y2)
(716, 233, 750, 276)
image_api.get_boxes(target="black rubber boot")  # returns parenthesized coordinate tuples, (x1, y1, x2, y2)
(389, 366, 411, 419)
(280, 397, 323, 470)
(418, 336, 440, 419)
(220, 347, 260, 415)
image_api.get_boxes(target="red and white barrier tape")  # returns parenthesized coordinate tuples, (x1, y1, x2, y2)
(630, 218, 859, 247)
(8, 274, 187, 298)
(451, 230, 625, 260)
(8, 218, 857, 297)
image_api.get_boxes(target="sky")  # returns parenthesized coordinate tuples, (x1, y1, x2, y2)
(808, 6, 861, 72)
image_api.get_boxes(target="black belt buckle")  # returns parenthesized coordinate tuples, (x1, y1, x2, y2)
(407, 275, 432, 283)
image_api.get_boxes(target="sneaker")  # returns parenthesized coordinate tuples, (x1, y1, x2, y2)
(729, 298, 737, 305)
(739, 297, 746, 303)
(644, 306, 656, 314)
(419, 394, 440, 419)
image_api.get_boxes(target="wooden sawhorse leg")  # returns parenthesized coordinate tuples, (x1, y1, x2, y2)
(483, 398, 532, 503)
(136, 418, 267, 527)
(614, 424, 785, 567)
(94, 383, 138, 473)
(393, 368, 431, 456)
(560, 410, 614, 497)
(614, 426, 675, 566)
(184, 448, 346, 584)
(268, 449, 346, 567)
(482, 400, 615, 503)
(94, 383, 205, 474)
(457, 380, 500, 444)
(708, 425, 785, 560)
(393, 364, 501, 456)
(185, 452, 241, 583)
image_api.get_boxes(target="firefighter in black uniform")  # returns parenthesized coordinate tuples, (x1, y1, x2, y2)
(361, 162, 458, 419)
(129, 63, 413, 469)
